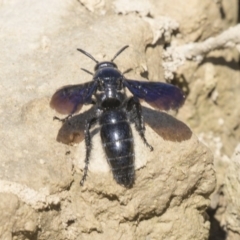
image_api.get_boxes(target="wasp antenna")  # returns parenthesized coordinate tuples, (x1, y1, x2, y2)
(81, 68, 94, 75)
(77, 48, 99, 64)
(111, 45, 129, 62)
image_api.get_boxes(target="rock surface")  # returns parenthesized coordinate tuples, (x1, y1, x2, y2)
(0, 95, 215, 239)
(0, 0, 238, 239)
(224, 144, 240, 240)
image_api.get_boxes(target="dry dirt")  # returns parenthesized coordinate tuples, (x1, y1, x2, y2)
(0, 0, 239, 239)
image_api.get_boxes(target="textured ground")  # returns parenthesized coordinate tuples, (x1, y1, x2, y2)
(0, 0, 239, 239)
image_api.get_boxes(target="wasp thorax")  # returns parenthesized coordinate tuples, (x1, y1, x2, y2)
(102, 98, 121, 109)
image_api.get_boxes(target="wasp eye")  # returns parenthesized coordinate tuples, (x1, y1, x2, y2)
(97, 79, 104, 90)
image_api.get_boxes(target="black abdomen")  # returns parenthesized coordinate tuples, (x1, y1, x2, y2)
(100, 110, 134, 187)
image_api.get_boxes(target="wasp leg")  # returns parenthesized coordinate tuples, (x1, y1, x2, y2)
(80, 116, 98, 186)
(53, 114, 73, 123)
(126, 97, 153, 151)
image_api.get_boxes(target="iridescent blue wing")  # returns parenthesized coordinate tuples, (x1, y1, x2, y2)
(50, 81, 97, 115)
(124, 79, 185, 111)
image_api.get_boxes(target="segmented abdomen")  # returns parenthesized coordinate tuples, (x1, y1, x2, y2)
(100, 110, 134, 187)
